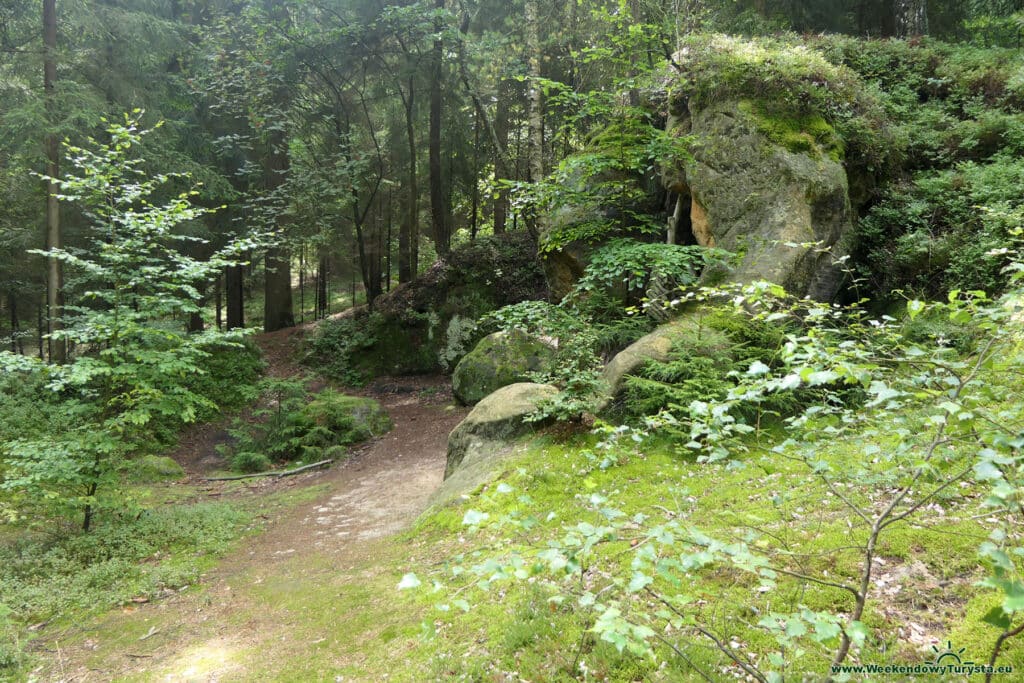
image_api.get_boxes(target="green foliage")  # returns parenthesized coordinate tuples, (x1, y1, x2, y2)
(531, 116, 690, 254)
(671, 33, 898, 174)
(483, 240, 730, 420)
(856, 154, 1024, 298)
(304, 315, 383, 385)
(572, 238, 725, 297)
(222, 380, 391, 472)
(0, 116, 255, 529)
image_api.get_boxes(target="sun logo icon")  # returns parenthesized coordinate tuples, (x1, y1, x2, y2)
(929, 641, 973, 666)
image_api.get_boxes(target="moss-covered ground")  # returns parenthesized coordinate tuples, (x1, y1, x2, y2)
(19, 418, 1019, 682)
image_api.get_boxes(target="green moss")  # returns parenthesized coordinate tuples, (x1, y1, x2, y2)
(740, 100, 846, 160)
(673, 33, 896, 173)
(122, 454, 185, 483)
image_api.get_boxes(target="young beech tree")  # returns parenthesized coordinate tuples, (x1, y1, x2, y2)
(0, 114, 255, 531)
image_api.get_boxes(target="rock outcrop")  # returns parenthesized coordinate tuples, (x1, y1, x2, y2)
(306, 232, 548, 379)
(452, 330, 556, 406)
(664, 99, 852, 300)
(444, 382, 558, 479)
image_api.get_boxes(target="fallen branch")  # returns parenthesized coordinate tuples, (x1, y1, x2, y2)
(204, 459, 334, 482)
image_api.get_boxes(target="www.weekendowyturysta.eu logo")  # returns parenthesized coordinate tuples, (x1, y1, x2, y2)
(829, 641, 1014, 677)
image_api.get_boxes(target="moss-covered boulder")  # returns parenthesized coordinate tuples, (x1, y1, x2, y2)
(597, 311, 731, 413)
(124, 454, 186, 483)
(445, 382, 558, 479)
(663, 98, 854, 300)
(452, 330, 556, 406)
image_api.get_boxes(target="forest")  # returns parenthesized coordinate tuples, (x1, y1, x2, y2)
(2, 0, 1024, 680)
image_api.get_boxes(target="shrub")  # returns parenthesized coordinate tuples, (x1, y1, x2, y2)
(221, 381, 391, 471)
(855, 154, 1024, 299)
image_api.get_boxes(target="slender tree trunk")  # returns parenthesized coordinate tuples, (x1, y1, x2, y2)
(225, 265, 244, 329)
(37, 304, 44, 358)
(386, 189, 393, 292)
(493, 81, 510, 234)
(399, 76, 417, 283)
(524, 0, 544, 239)
(471, 112, 480, 239)
(894, 0, 928, 37)
(263, 128, 294, 332)
(317, 254, 328, 318)
(214, 274, 222, 330)
(43, 0, 65, 364)
(428, 0, 449, 258)
(9, 290, 17, 354)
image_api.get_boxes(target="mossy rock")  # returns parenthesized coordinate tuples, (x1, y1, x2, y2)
(445, 382, 558, 479)
(452, 330, 556, 406)
(665, 98, 854, 300)
(307, 233, 547, 382)
(297, 392, 392, 448)
(124, 455, 186, 483)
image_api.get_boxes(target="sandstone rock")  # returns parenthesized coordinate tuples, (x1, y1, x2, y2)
(452, 330, 556, 406)
(665, 99, 853, 300)
(444, 382, 558, 478)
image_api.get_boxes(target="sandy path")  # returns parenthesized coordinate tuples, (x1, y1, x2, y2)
(40, 332, 469, 682)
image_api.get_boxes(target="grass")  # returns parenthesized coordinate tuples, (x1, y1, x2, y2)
(53, 427, 1013, 681)
(10, 372, 1023, 681)
(0, 479, 329, 679)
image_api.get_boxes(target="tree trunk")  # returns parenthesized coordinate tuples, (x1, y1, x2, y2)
(524, 0, 544, 239)
(8, 290, 18, 354)
(894, 0, 928, 37)
(317, 254, 328, 318)
(43, 0, 65, 364)
(262, 128, 294, 332)
(471, 111, 480, 239)
(428, 0, 449, 258)
(225, 265, 244, 329)
(386, 189, 393, 292)
(493, 81, 510, 234)
(214, 274, 222, 330)
(399, 75, 417, 282)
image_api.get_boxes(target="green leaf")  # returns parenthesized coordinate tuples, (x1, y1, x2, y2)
(906, 299, 925, 320)
(974, 461, 1003, 481)
(628, 571, 653, 593)
(397, 573, 421, 590)
(462, 509, 489, 526)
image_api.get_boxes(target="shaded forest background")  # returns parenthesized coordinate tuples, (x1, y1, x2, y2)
(2, 0, 1022, 354)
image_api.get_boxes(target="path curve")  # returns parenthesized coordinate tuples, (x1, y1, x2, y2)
(43, 330, 469, 682)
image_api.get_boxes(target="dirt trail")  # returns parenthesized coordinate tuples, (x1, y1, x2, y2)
(44, 330, 469, 682)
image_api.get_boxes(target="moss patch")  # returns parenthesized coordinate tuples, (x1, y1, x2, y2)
(740, 99, 846, 161)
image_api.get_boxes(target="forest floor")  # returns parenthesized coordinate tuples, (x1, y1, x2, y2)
(36, 328, 469, 682)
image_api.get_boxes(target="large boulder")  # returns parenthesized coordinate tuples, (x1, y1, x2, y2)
(664, 99, 853, 300)
(445, 382, 558, 479)
(452, 330, 556, 405)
